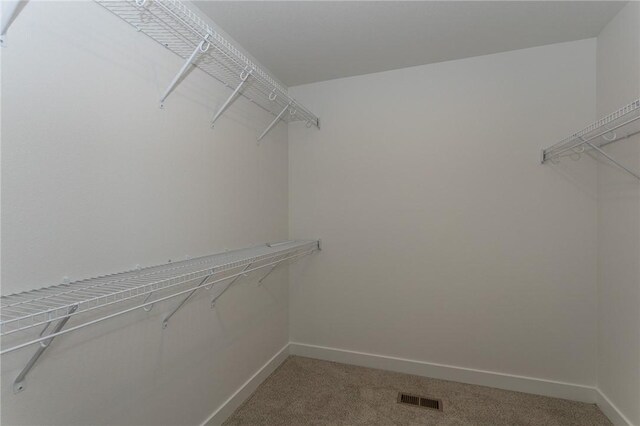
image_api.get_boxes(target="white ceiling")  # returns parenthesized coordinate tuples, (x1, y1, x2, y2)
(194, 1, 626, 87)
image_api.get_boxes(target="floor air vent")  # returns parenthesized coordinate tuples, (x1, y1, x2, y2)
(397, 392, 442, 411)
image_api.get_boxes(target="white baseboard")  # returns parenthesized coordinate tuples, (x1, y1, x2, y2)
(596, 388, 633, 426)
(200, 342, 632, 426)
(201, 344, 290, 426)
(289, 342, 596, 404)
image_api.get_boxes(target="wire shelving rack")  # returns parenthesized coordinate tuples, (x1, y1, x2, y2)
(95, 0, 319, 135)
(1, 240, 320, 392)
(542, 99, 640, 179)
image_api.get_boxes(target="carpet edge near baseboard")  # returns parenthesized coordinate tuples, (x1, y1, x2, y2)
(201, 341, 631, 426)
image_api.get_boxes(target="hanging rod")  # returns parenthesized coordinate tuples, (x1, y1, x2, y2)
(542, 99, 640, 180)
(0, 240, 320, 390)
(95, 0, 320, 129)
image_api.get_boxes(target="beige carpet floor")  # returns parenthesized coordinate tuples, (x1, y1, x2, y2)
(224, 356, 611, 426)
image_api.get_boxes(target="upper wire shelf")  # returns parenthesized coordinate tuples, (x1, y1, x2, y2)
(542, 99, 640, 180)
(0, 240, 320, 356)
(542, 99, 640, 163)
(96, 0, 319, 130)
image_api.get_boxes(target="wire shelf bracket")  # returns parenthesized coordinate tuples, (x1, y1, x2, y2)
(162, 274, 212, 328)
(210, 67, 251, 127)
(159, 35, 211, 108)
(1, 240, 320, 392)
(586, 141, 640, 180)
(210, 263, 252, 309)
(542, 99, 640, 180)
(96, 0, 320, 132)
(258, 101, 293, 142)
(257, 254, 287, 284)
(0, 0, 29, 46)
(12, 304, 78, 394)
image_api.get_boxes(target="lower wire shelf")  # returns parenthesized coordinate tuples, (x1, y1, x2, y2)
(0, 240, 320, 357)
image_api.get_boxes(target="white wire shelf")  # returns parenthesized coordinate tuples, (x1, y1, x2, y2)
(542, 99, 640, 163)
(542, 99, 640, 180)
(0, 240, 320, 356)
(95, 0, 319, 130)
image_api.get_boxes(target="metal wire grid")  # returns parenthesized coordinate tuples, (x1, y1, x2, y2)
(95, 0, 319, 127)
(543, 99, 640, 161)
(0, 240, 319, 353)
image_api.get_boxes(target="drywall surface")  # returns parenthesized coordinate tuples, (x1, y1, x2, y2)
(596, 2, 640, 424)
(289, 40, 599, 388)
(1, 2, 292, 425)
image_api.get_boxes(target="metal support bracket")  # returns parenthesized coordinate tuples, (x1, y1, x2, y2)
(258, 245, 318, 284)
(1, 1, 28, 46)
(210, 263, 253, 308)
(159, 35, 210, 108)
(210, 68, 252, 127)
(257, 256, 288, 285)
(162, 274, 213, 329)
(257, 102, 293, 142)
(13, 304, 78, 394)
(585, 142, 640, 180)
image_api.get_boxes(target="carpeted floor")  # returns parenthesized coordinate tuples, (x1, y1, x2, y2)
(224, 356, 612, 425)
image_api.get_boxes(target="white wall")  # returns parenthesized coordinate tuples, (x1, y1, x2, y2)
(289, 40, 599, 388)
(596, 2, 640, 424)
(1, 2, 293, 425)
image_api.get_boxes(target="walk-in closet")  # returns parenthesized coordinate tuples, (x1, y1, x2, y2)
(1, 1, 639, 425)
